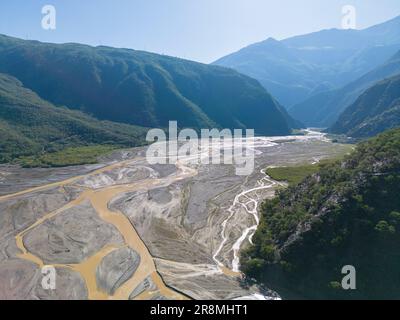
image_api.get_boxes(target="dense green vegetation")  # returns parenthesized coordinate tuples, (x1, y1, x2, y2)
(0, 34, 294, 136)
(266, 164, 325, 186)
(266, 147, 354, 185)
(329, 73, 400, 138)
(18, 145, 118, 168)
(242, 128, 400, 299)
(0, 73, 147, 164)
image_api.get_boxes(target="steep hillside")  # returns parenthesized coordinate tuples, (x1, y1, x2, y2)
(0, 34, 292, 136)
(0, 73, 147, 163)
(289, 50, 400, 127)
(328, 74, 400, 137)
(242, 128, 400, 299)
(214, 16, 400, 108)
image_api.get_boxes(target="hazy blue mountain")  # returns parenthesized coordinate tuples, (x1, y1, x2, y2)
(214, 37, 321, 107)
(289, 50, 400, 127)
(214, 16, 400, 108)
(328, 74, 400, 137)
(0, 34, 294, 136)
(0, 73, 147, 163)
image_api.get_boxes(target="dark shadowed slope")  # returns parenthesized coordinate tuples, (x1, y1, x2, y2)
(0, 73, 147, 163)
(0, 34, 293, 136)
(328, 73, 400, 137)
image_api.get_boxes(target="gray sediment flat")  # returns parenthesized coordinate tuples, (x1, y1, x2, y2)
(0, 133, 352, 299)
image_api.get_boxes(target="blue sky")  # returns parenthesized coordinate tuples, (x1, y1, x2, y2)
(1, 0, 399, 63)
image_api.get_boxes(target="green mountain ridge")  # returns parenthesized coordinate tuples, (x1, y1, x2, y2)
(0, 34, 295, 136)
(328, 73, 400, 137)
(242, 128, 400, 299)
(0, 72, 147, 163)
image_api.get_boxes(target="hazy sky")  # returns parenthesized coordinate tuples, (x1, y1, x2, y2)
(1, 0, 399, 63)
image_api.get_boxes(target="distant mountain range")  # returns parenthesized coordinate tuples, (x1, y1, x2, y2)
(0, 34, 296, 138)
(289, 49, 400, 127)
(214, 15, 400, 115)
(328, 73, 400, 138)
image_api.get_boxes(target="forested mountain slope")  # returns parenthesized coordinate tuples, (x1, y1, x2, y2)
(0, 73, 147, 163)
(329, 74, 400, 137)
(242, 128, 400, 299)
(0, 34, 294, 136)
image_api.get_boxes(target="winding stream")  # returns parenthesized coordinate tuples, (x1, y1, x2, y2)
(212, 169, 284, 272)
